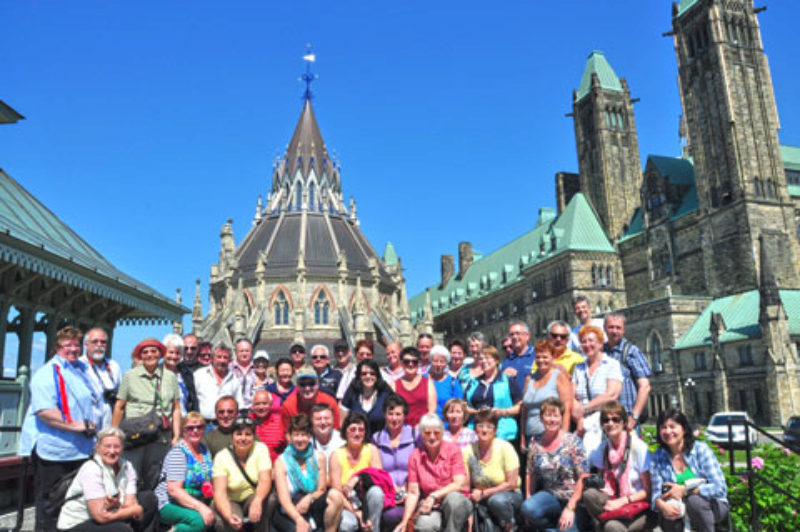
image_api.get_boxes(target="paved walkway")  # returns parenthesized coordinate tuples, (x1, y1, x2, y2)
(0, 506, 33, 531)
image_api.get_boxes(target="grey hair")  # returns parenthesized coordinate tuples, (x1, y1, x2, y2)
(605, 312, 626, 325)
(162, 333, 185, 350)
(418, 413, 445, 433)
(310, 344, 330, 357)
(235, 338, 253, 348)
(430, 344, 450, 363)
(468, 331, 486, 346)
(547, 320, 570, 333)
(573, 295, 590, 307)
(509, 320, 530, 334)
(84, 327, 107, 345)
(95, 426, 126, 449)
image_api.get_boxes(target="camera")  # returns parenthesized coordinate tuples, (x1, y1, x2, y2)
(83, 420, 98, 439)
(103, 389, 117, 405)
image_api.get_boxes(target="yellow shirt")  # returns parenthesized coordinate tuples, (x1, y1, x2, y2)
(334, 443, 375, 485)
(212, 442, 272, 502)
(531, 348, 585, 376)
(462, 439, 520, 489)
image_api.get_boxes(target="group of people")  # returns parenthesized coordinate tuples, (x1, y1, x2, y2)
(19, 295, 729, 532)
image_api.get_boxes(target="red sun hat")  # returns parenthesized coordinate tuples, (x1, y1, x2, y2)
(132, 338, 166, 359)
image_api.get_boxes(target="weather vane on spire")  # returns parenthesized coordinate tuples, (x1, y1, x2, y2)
(300, 44, 317, 101)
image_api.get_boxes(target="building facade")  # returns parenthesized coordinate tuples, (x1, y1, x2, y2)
(196, 94, 413, 355)
(412, 0, 800, 426)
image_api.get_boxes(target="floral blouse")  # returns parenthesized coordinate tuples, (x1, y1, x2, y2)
(527, 431, 587, 501)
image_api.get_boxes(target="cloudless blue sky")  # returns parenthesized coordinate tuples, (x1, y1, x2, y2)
(3, 1, 799, 371)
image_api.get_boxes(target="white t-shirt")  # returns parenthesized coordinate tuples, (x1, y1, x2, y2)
(589, 433, 651, 493)
(58, 457, 137, 530)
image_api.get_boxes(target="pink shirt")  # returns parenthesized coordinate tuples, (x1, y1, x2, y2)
(407, 440, 468, 498)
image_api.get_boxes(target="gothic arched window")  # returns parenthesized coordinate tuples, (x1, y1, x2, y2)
(295, 182, 302, 211)
(648, 333, 663, 374)
(309, 182, 316, 211)
(314, 291, 330, 325)
(274, 291, 289, 325)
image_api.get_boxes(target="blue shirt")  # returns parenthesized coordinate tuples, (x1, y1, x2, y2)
(20, 356, 103, 460)
(605, 338, 652, 415)
(431, 374, 464, 417)
(650, 441, 728, 506)
(500, 345, 535, 397)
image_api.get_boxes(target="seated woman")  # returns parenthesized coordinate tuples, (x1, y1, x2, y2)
(428, 345, 464, 418)
(328, 412, 384, 532)
(394, 347, 437, 428)
(212, 417, 273, 532)
(372, 394, 417, 531)
(442, 398, 478, 449)
(156, 412, 217, 531)
(397, 413, 472, 532)
(582, 402, 652, 532)
(464, 346, 521, 442)
(463, 409, 523, 531)
(521, 397, 586, 532)
(272, 414, 344, 532)
(58, 427, 158, 532)
(652, 408, 729, 532)
(340, 360, 393, 435)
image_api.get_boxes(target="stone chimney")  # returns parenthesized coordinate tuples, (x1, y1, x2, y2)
(458, 241, 473, 280)
(441, 254, 455, 287)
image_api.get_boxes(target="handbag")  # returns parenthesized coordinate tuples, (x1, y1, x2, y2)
(119, 370, 165, 448)
(597, 500, 650, 522)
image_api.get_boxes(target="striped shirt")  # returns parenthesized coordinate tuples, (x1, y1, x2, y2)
(572, 355, 623, 405)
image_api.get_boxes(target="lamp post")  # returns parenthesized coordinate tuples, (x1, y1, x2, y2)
(685, 377, 697, 420)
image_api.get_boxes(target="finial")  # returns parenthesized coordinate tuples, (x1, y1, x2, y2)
(300, 44, 318, 101)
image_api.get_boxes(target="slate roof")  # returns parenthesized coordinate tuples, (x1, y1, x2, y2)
(0, 169, 186, 322)
(674, 289, 800, 349)
(409, 192, 614, 321)
(0, 101, 24, 124)
(576, 51, 623, 102)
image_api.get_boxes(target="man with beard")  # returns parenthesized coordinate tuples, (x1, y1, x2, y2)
(80, 327, 121, 428)
(200, 395, 239, 456)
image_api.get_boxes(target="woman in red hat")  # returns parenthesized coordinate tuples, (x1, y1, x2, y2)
(112, 338, 182, 492)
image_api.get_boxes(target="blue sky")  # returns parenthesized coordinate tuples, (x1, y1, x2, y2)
(3, 1, 799, 372)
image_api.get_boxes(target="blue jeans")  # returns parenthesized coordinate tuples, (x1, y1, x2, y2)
(521, 490, 577, 532)
(485, 491, 523, 527)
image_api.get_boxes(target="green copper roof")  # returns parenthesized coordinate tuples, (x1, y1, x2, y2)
(674, 289, 800, 349)
(383, 241, 398, 265)
(781, 145, 800, 171)
(677, 0, 700, 17)
(576, 51, 623, 102)
(648, 155, 695, 186)
(0, 169, 187, 323)
(409, 193, 614, 321)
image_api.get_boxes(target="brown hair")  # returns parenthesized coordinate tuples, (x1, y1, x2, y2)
(540, 397, 565, 416)
(482, 345, 501, 363)
(55, 325, 83, 352)
(473, 408, 498, 428)
(600, 401, 628, 427)
(534, 338, 554, 356)
(355, 339, 374, 355)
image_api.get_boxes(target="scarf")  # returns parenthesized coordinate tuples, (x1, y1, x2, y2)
(602, 431, 632, 498)
(283, 444, 318, 495)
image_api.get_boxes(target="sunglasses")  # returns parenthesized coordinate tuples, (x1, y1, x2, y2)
(291, 350, 306, 355)
(217, 409, 237, 415)
(402, 359, 419, 366)
(184, 425, 205, 433)
(601, 416, 623, 425)
(311, 355, 328, 360)
(550, 333, 569, 340)
(185, 346, 198, 351)
(360, 371, 377, 377)
(234, 417, 255, 428)
(298, 380, 317, 388)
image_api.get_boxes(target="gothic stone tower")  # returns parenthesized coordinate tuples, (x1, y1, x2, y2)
(572, 51, 643, 241)
(673, 0, 800, 295)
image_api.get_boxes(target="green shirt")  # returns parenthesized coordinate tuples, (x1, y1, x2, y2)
(675, 464, 697, 485)
(118, 365, 179, 419)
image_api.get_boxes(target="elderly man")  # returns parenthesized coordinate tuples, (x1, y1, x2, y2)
(193, 344, 239, 422)
(80, 327, 121, 428)
(568, 295, 607, 354)
(310, 403, 344, 461)
(531, 321, 585, 376)
(398, 413, 471, 532)
(176, 333, 200, 412)
(417, 333, 434, 375)
(309, 344, 342, 396)
(281, 369, 340, 433)
(250, 389, 284, 461)
(20, 326, 103, 531)
(604, 312, 652, 430)
(230, 338, 257, 413)
(335, 339, 375, 399)
(501, 321, 536, 397)
(200, 395, 239, 456)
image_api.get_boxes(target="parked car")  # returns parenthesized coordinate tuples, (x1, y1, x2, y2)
(705, 411, 758, 448)
(783, 416, 800, 452)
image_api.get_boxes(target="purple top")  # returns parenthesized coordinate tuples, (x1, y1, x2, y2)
(372, 424, 417, 488)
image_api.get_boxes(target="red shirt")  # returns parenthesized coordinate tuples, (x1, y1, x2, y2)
(280, 390, 340, 434)
(250, 393, 286, 463)
(407, 440, 468, 498)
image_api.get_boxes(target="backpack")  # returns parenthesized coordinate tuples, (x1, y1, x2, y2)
(48, 464, 85, 515)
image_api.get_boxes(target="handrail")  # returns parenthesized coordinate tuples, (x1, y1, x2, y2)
(0, 426, 26, 532)
(726, 419, 800, 531)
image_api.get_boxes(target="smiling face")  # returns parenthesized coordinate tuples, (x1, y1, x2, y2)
(216, 398, 238, 429)
(297, 378, 318, 400)
(311, 348, 329, 372)
(601, 410, 626, 440)
(580, 331, 601, 358)
(468, 338, 483, 358)
(232, 426, 255, 453)
(431, 353, 448, 378)
(197, 345, 212, 366)
(534, 347, 554, 373)
(85, 329, 108, 362)
(235, 341, 252, 367)
(96, 435, 123, 467)
(140, 346, 161, 373)
(401, 353, 420, 377)
(212, 349, 231, 376)
(449, 344, 464, 370)
(574, 300, 591, 323)
(183, 419, 206, 445)
(164, 345, 182, 371)
(276, 362, 294, 386)
(359, 364, 378, 390)
(445, 404, 466, 429)
(548, 324, 569, 354)
(417, 337, 433, 364)
(356, 345, 373, 362)
(541, 406, 563, 433)
(252, 391, 271, 419)
(509, 323, 530, 352)
(311, 408, 334, 440)
(289, 429, 311, 452)
(480, 350, 498, 374)
(345, 421, 366, 445)
(659, 418, 686, 450)
(422, 427, 443, 453)
(57, 338, 82, 364)
(386, 343, 401, 368)
(254, 359, 268, 378)
(475, 420, 497, 444)
(385, 405, 406, 432)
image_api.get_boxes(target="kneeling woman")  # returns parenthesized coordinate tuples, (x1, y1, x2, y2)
(58, 427, 158, 532)
(273, 414, 344, 532)
(652, 408, 728, 532)
(582, 401, 652, 532)
(212, 417, 273, 531)
(463, 408, 523, 531)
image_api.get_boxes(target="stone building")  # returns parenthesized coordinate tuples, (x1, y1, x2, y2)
(195, 92, 413, 356)
(412, 0, 800, 426)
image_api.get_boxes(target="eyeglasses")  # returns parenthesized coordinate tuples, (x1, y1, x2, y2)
(550, 333, 569, 340)
(311, 355, 328, 360)
(217, 409, 237, 415)
(402, 359, 419, 366)
(185, 346, 198, 352)
(184, 425, 205, 433)
(502, 344, 513, 350)
(360, 371, 377, 377)
(601, 416, 623, 425)
(346, 425, 365, 433)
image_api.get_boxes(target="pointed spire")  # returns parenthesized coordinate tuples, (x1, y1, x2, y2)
(383, 241, 399, 266)
(192, 279, 203, 322)
(576, 51, 623, 102)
